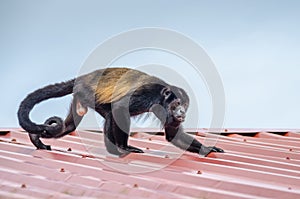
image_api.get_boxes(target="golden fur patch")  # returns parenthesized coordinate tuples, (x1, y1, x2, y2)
(91, 68, 157, 104)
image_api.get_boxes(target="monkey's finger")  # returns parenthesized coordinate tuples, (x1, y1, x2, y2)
(211, 146, 224, 153)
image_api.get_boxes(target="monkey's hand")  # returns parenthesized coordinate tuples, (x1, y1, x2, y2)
(199, 145, 224, 157)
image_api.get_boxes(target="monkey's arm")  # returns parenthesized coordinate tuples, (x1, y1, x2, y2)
(165, 125, 224, 156)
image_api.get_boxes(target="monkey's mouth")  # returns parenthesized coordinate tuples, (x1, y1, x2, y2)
(173, 115, 185, 122)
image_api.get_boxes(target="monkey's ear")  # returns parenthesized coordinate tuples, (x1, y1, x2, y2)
(161, 87, 171, 99)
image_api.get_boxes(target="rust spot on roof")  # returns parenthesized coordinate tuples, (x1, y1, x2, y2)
(197, 170, 202, 174)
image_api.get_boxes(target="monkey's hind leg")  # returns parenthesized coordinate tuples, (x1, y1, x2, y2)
(31, 96, 86, 150)
(51, 96, 86, 138)
(104, 110, 144, 156)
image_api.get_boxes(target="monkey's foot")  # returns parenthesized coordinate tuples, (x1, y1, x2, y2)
(29, 133, 52, 150)
(199, 145, 224, 157)
(117, 145, 144, 154)
(38, 144, 52, 150)
(127, 145, 144, 153)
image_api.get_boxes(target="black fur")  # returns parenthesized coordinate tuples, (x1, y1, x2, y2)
(18, 68, 224, 156)
(18, 79, 75, 132)
(17, 79, 75, 149)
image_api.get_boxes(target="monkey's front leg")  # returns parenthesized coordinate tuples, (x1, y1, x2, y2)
(104, 109, 144, 155)
(165, 125, 224, 156)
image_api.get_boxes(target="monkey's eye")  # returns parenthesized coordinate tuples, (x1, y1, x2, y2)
(162, 87, 172, 99)
(165, 90, 171, 96)
(173, 100, 181, 107)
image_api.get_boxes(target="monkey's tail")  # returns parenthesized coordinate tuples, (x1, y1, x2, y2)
(17, 79, 76, 136)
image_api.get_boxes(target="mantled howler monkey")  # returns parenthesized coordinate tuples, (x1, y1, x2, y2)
(18, 68, 224, 156)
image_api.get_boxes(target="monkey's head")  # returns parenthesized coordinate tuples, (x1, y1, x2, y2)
(161, 86, 189, 127)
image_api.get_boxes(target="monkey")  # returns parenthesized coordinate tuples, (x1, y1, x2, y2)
(17, 67, 224, 156)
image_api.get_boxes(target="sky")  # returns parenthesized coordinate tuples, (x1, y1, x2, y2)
(0, 0, 300, 129)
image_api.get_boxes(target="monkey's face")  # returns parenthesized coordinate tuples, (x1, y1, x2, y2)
(170, 98, 187, 122)
(162, 86, 189, 127)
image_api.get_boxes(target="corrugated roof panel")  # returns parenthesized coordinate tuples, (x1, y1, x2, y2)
(0, 128, 300, 198)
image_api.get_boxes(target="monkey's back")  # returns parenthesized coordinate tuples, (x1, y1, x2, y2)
(81, 68, 165, 104)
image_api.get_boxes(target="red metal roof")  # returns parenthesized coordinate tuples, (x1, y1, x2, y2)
(0, 128, 300, 198)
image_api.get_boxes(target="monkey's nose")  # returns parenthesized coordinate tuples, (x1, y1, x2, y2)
(174, 106, 186, 122)
(176, 106, 185, 116)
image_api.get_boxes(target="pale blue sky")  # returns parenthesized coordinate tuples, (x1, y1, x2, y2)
(1, 0, 300, 128)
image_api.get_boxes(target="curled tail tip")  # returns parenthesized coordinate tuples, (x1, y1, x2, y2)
(44, 116, 64, 135)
